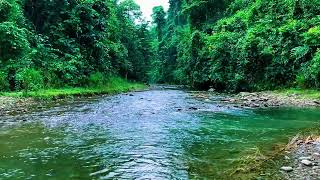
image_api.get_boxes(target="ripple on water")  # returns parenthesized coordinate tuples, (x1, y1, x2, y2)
(1, 88, 320, 179)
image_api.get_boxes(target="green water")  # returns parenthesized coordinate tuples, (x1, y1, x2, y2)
(0, 88, 320, 179)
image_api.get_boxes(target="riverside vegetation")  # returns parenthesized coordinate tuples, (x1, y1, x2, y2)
(0, 0, 319, 95)
(0, 0, 151, 97)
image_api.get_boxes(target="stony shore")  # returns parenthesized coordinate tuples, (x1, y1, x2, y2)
(191, 90, 320, 108)
(280, 136, 320, 180)
(220, 91, 320, 108)
(0, 97, 37, 116)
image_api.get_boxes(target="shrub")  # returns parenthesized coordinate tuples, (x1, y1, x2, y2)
(0, 0, 11, 22)
(0, 22, 30, 61)
(0, 71, 9, 91)
(296, 73, 307, 88)
(88, 72, 106, 87)
(304, 26, 320, 47)
(300, 50, 320, 88)
(16, 68, 44, 91)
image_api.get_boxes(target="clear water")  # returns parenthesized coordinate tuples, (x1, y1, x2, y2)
(0, 87, 320, 179)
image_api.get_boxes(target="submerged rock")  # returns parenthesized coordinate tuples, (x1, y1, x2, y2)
(280, 166, 293, 172)
(189, 107, 198, 110)
(313, 152, 320, 156)
(301, 159, 313, 166)
(314, 101, 320, 105)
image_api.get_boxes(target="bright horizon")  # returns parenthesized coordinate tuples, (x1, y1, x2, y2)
(134, 0, 169, 22)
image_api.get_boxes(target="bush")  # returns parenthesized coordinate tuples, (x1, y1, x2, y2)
(0, 71, 9, 91)
(304, 26, 320, 47)
(296, 73, 307, 89)
(0, 0, 11, 22)
(16, 68, 44, 91)
(0, 22, 30, 61)
(88, 72, 106, 87)
(300, 50, 320, 88)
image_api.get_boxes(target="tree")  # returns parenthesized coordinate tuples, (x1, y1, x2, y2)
(152, 6, 166, 41)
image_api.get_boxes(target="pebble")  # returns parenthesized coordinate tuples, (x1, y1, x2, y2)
(284, 156, 290, 160)
(301, 159, 313, 166)
(280, 166, 293, 172)
(299, 156, 312, 160)
(313, 152, 320, 156)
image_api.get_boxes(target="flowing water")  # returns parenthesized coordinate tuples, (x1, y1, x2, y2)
(1, 86, 320, 179)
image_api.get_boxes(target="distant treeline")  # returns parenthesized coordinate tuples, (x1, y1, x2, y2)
(150, 0, 320, 91)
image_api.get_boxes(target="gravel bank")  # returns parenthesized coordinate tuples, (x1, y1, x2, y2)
(192, 91, 320, 108)
(0, 97, 36, 116)
(281, 136, 320, 180)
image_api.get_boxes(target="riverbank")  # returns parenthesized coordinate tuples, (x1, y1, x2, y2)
(279, 134, 320, 180)
(0, 78, 146, 116)
(210, 89, 320, 108)
(230, 129, 320, 180)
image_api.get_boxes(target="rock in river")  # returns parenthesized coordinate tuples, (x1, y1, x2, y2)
(301, 159, 313, 166)
(280, 166, 293, 172)
(299, 156, 312, 160)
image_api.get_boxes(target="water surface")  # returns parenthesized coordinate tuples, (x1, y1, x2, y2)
(1, 87, 320, 179)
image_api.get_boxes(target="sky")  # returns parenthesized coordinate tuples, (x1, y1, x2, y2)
(134, 0, 169, 22)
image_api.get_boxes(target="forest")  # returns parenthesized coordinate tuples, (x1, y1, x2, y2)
(150, 0, 320, 92)
(0, 0, 152, 92)
(0, 0, 319, 93)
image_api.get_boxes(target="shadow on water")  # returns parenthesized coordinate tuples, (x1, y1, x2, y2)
(0, 87, 320, 179)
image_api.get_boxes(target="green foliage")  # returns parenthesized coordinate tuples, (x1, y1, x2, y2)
(0, 0, 319, 93)
(304, 26, 320, 47)
(0, 0, 11, 22)
(15, 68, 44, 91)
(0, 22, 30, 61)
(0, 0, 152, 92)
(300, 50, 320, 88)
(152, 6, 166, 40)
(150, 0, 320, 91)
(0, 71, 9, 91)
(88, 72, 105, 87)
(3, 77, 145, 99)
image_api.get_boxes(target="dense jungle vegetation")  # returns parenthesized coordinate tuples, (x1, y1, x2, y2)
(150, 0, 320, 92)
(0, 0, 319, 93)
(0, 0, 152, 92)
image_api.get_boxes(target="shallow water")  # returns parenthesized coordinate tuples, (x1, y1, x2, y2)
(1, 87, 320, 179)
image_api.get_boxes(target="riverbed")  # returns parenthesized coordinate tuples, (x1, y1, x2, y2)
(1, 86, 320, 179)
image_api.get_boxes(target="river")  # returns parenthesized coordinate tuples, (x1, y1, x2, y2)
(1, 86, 320, 179)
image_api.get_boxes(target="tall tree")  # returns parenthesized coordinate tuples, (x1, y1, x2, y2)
(152, 6, 166, 41)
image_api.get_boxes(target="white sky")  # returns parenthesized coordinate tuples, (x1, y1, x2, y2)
(134, 0, 169, 22)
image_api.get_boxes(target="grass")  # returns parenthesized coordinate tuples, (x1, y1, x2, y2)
(273, 88, 320, 100)
(0, 77, 146, 100)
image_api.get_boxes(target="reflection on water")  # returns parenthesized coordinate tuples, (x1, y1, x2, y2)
(0, 88, 320, 179)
